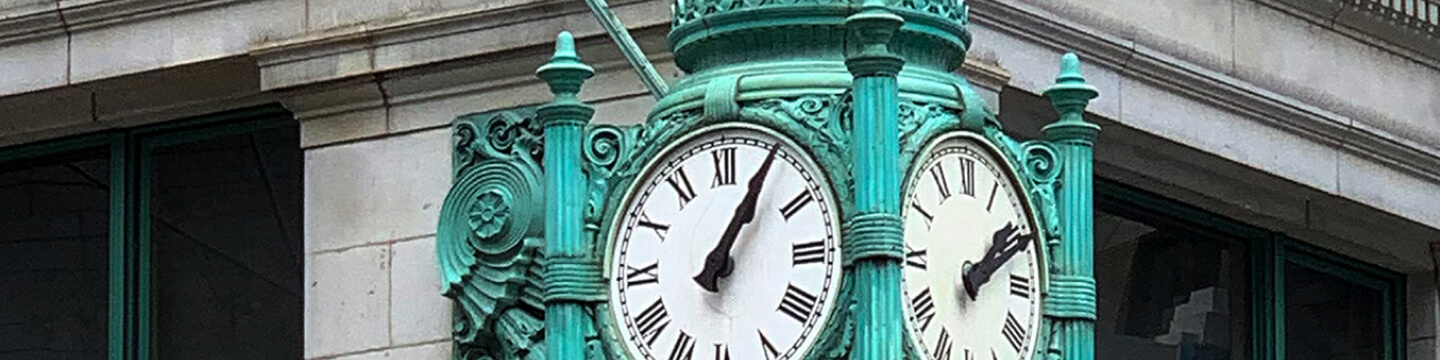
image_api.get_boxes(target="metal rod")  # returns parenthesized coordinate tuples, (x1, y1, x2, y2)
(582, 0, 671, 100)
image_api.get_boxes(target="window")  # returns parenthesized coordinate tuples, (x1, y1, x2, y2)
(1095, 179, 1405, 360)
(0, 106, 302, 360)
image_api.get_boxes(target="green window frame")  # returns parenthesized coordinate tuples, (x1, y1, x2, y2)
(0, 105, 295, 360)
(1096, 178, 1407, 360)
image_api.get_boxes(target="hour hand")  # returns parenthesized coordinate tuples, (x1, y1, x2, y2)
(962, 223, 1032, 299)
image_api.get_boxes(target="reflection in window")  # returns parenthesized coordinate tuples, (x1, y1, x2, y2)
(150, 125, 302, 359)
(0, 150, 110, 360)
(1285, 262, 1384, 360)
(1094, 206, 1248, 360)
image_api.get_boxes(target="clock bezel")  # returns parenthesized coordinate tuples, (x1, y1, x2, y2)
(900, 131, 1051, 360)
(599, 122, 846, 360)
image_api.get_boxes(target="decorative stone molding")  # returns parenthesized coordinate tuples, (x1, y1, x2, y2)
(0, 0, 245, 45)
(969, 0, 1440, 227)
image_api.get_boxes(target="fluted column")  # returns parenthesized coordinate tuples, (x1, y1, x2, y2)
(537, 31, 598, 359)
(844, 3, 906, 359)
(1040, 53, 1100, 360)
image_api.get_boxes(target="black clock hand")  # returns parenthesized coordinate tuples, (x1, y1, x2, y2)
(693, 143, 781, 292)
(961, 222, 1034, 299)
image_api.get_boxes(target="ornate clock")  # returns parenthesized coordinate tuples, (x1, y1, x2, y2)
(604, 123, 843, 360)
(902, 132, 1046, 360)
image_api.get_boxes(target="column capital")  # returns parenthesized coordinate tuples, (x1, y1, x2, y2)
(845, 6, 906, 77)
(1043, 53, 1100, 143)
(537, 31, 596, 128)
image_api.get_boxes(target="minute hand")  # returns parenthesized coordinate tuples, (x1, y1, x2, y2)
(693, 144, 781, 292)
(961, 222, 1034, 300)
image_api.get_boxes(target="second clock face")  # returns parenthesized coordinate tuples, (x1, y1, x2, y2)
(607, 125, 841, 360)
(903, 134, 1043, 360)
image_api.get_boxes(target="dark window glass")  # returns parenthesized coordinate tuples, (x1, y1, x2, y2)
(1094, 206, 1248, 360)
(0, 149, 110, 360)
(1284, 261, 1385, 360)
(149, 125, 302, 359)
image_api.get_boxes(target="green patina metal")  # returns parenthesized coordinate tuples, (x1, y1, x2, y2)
(437, 1, 1103, 359)
(536, 32, 606, 360)
(1040, 53, 1100, 360)
(844, 1, 908, 359)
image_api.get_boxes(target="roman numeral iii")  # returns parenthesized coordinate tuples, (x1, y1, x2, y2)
(792, 240, 826, 266)
(1009, 274, 1030, 298)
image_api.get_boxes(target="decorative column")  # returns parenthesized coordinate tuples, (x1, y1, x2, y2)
(844, 2, 906, 359)
(537, 31, 599, 359)
(1040, 53, 1100, 360)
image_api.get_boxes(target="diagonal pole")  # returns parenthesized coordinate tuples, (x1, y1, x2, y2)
(581, 0, 670, 99)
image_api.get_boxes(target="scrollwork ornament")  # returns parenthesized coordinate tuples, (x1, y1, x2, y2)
(441, 108, 553, 360)
(898, 101, 964, 171)
(1019, 140, 1062, 244)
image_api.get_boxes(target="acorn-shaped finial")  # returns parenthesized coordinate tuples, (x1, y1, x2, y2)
(537, 31, 594, 97)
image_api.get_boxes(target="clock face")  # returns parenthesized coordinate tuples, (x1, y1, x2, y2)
(902, 134, 1043, 360)
(607, 125, 841, 360)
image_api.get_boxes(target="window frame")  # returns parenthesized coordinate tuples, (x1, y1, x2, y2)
(1096, 178, 1408, 360)
(0, 105, 294, 360)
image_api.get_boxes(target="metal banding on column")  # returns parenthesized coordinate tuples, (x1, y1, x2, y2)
(843, 213, 906, 264)
(1043, 274, 1097, 320)
(544, 255, 607, 302)
(537, 31, 598, 360)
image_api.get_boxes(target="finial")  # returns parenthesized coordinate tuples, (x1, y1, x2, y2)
(1042, 52, 1100, 141)
(537, 31, 595, 97)
(551, 31, 579, 63)
(1044, 52, 1097, 99)
(1055, 53, 1084, 85)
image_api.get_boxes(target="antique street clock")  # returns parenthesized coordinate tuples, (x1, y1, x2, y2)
(606, 124, 843, 360)
(436, 0, 1104, 358)
(902, 133, 1045, 360)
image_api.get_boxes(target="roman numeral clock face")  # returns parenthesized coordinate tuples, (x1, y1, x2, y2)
(608, 126, 841, 360)
(903, 135, 1043, 360)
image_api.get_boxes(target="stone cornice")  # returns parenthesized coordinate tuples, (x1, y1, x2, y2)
(250, 0, 663, 91)
(969, 0, 1440, 188)
(0, 0, 243, 45)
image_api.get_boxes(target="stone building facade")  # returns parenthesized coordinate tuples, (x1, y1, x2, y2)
(0, 0, 1435, 359)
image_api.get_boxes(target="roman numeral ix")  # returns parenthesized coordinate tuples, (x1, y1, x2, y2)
(906, 246, 927, 270)
(626, 262, 659, 286)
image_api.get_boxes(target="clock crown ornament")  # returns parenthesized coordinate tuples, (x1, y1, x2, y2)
(437, 1, 1103, 359)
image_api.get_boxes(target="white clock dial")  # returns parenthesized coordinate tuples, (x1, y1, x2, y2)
(608, 125, 841, 360)
(903, 134, 1043, 360)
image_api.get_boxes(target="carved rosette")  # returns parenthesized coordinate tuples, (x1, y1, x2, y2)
(440, 109, 549, 360)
